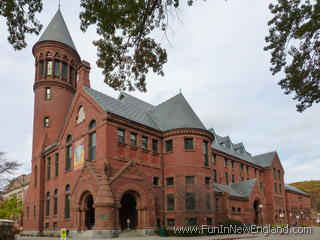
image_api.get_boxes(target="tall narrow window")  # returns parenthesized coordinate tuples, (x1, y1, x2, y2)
(205, 176, 210, 185)
(33, 205, 36, 218)
(89, 131, 96, 161)
(34, 166, 37, 187)
(47, 60, 52, 75)
(273, 168, 276, 179)
(55, 153, 59, 177)
(184, 138, 193, 150)
(44, 117, 50, 127)
(231, 160, 234, 169)
(152, 139, 158, 152)
(45, 87, 51, 100)
(186, 193, 196, 210)
(203, 141, 209, 166)
(65, 185, 70, 219)
(62, 62, 67, 79)
(54, 189, 58, 216)
(225, 172, 229, 185)
(117, 129, 125, 143)
(165, 140, 173, 152)
(65, 145, 72, 171)
(141, 136, 148, 149)
(278, 170, 281, 180)
(205, 193, 211, 210)
(185, 176, 195, 185)
(27, 207, 30, 218)
(47, 157, 51, 180)
(54, 60, 61, 76)
(45, 192, 50, 216)
(213, 169, 217, 183)
(274, 182, 278, 193)
(39, 61, 45, 76)
(241, 164, 244, 171)
(69, 66, 74, 84)
(279, 184, 282, 194)
(232, 174, 235, 183)
(166, 194, 175, 211)
(130, 133, 137, 146)
(224, 158, 228, 167)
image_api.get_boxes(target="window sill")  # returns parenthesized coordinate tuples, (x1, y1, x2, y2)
(164, 151, 173, 154)
(152, 151, 159, 156)
(117, 141, 126, 146)
(130, 145, 138, 150)
(183, 149, 195, 152)
(64, 169, 72, 173)
(141, 149, 149, 153)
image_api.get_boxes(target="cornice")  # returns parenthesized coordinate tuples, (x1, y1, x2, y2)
(33, 80, 76, 93)
(163, 128, 213, 141)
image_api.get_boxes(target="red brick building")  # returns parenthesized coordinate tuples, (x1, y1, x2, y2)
(23, 9, 312, 238)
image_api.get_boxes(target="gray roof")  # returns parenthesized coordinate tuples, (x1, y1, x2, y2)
(285, 184, 309, 196)
(209, 128, 276, 168)
(37, 9, 77, 51)
(149, 94, 206, 131)
(214, 179, 257, 198)
(83, 87, 206, 131)
(251, 152, 276, 168)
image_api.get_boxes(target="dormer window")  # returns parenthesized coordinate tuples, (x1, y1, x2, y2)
(225, 140, 231, 149)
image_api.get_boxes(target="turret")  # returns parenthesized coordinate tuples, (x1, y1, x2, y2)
(31, 9, 81, 156)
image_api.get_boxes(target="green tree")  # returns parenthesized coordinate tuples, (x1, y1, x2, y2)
(0, 195, 24, 220)
(264, 0, 320, 112)
(1, 0, 199, 92)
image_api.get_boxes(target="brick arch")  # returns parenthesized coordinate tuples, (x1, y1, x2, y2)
(73, 182, 97, 208)
(114, 183, 152, 209)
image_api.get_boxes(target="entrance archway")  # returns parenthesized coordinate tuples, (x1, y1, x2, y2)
(84, 194, 95, 230)
(119, 191, 138, 230)
(253, 200, 261, 225)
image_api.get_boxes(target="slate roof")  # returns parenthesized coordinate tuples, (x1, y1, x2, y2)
(214, 179, 257, 198)
(37, 9, 77, 51)
(251, 152, 276, 168)
(285, 184, 309, 196)
(83, 87, 206, 131)
(209, 128, 276, 168)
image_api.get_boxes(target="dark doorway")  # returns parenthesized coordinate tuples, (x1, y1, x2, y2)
(85, 195, 95, 230)
(253, 200, 261, 225)
(119, 192, 138, 230)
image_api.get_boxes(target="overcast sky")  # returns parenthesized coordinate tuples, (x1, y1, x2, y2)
(0, 0, 319, 184)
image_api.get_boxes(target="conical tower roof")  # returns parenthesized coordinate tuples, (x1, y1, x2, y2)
(37, 9, 77, 51)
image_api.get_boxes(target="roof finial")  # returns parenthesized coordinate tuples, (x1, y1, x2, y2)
(58, 0, 61, 9)
(179, 88, 182, 94)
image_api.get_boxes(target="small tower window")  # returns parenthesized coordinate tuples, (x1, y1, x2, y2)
(44, 117, 50, 127)
(39, 61, 45, 76)
(62, 62, 68, 79)
(69, 66, 74, 83)
(54, 60, 61, 76)
(45, 87, 51, 100)
(47, 60, 53, 75)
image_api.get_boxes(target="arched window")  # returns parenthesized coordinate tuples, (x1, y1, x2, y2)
(65, 185, 71, 219)
(66, 134, 72, 143)
(54, 189, 58, 216)
(33, 205, 36, 218)
(45, 192, 50, 216)
(27, 206, 30, 218)
(66, 135, 72, 171)
(89, 120, 96, 129)
(231, 207, 236, 212)
(237, 207, 241, 213)
(76, 106, 85, 124)
(89, 120, 96, 161)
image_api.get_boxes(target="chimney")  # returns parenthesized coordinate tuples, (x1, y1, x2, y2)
(77, 60, 91, 89)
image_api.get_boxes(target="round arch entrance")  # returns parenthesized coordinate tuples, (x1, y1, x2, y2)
(83, 193, 95, 230)
(253, 200, 262, 225)
(119, 191, 139, 230)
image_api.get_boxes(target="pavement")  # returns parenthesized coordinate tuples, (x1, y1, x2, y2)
(17, 227, 320, 240)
